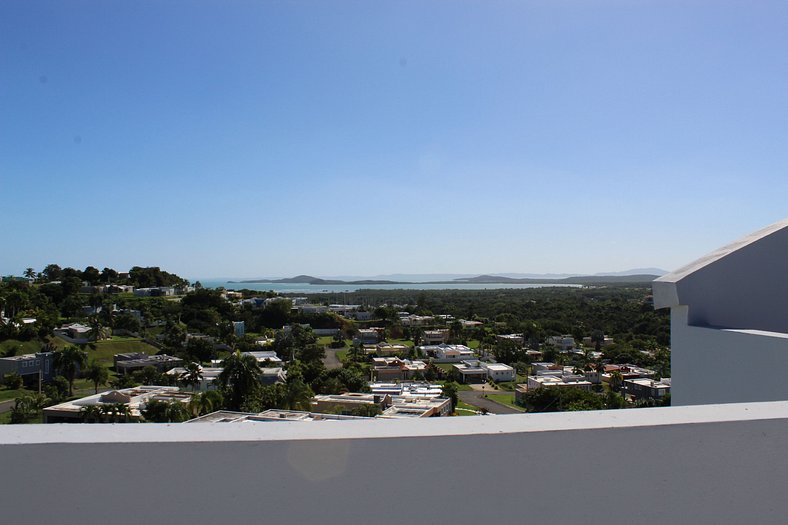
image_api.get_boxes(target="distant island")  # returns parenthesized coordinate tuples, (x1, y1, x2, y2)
(231, 275, 407, 285)
(229, 273, 660, 285)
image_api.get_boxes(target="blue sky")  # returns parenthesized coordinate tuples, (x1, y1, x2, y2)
(2, 1, 787, 280)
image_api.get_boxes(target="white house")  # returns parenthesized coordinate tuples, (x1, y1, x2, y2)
(480, 362, 516, 382)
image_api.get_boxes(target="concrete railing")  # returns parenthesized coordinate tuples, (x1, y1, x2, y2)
(3, 402, 788, 524)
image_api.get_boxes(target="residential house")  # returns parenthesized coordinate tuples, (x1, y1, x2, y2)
(423, 329, 449, 345)
(452, 360, 489, 384)
(420, 343, 474, 363)
(53, 323, 92, 344)
(353, 328, 383, 345)
(625, 378, 671, 401)
(481, 362, 516, 382)
(372, 358, 427, 381)
(311, 393, 392, 415)
(0, 352, 55, 382)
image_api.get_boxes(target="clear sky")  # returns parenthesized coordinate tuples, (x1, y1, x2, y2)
(2, 1, 787, 280)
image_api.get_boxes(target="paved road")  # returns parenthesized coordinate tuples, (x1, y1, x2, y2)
(458, 390, 524, 415)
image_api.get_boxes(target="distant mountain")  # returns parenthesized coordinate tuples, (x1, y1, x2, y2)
(593, 268, 668, 277)
(238, 275, 405, 285)
(236, 270, 664, 286)
(452, 273, 659, 284)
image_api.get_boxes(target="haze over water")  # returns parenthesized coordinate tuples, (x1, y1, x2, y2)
(198, 280, 582, 294)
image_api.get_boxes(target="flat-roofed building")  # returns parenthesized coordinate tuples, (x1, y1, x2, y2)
(481, 362, 516, 382)
(369, 382, 444, 400)
(452, 360, 488, 384)
(187, 409, 368, 423)
(379, 397, 452, 418)
(423, 329, 449, 345)
(114, 353, 183, 375)
(526, 374, 593, 392)
(372, 358, 427, 381)
(419, 343, 474, 362)
(625, 377, 671, 401)
(496, 334, 524, 345)
(43, 386, 193, 423)
(241, 351, 282, 366)
(311, 393, 392, 415)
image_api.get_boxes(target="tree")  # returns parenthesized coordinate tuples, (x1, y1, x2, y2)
(179, 362, 203, 391)
(142, 399, 189, 422)
(10, 393, 49, 424)
(609, 370, 624, 393)
(23, 267, 36, 281)
(218, 350, 262, 411)
(82, 266, 101, 286)
(88, 314, 106, 342)
(523, 387, 605, 412)
(3, 372, 23, 390)
(442, 381, 459, 412)
(101, 402, 132, 423)
(188, 390, 222, 417)
(41, 264, 62, 282)
(133, 366, 164, 386)
(53, 345, 88, 396)
(80, 404, 105, 423)
(183, 337, 215, 363)
(83, 361, 109, 394)
(101, 267, 118, 284)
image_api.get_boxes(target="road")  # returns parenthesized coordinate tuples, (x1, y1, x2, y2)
(322, 347, 343, 370)
(458, 390, 524, 415)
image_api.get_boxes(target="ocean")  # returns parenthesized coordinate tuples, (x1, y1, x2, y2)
(195, 280, 581, 294)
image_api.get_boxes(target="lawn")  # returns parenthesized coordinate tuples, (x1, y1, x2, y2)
(0, 339, 47, 356)
(75, 336, 161, 368)
(336, 349, 348, 362)
(0, 388, 29, 402)
(455, 400, 481, 416)
(485, 393, 526, 412)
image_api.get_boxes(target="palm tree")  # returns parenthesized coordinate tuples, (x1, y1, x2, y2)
(282, 377, 313, 411)
(83, 360, 109, 394)
(609, 370, 624, 393)
(218, 350, 262, 411)
(188, 391, 220, 417)
(80, 404, 105, 423)
(101, 402, 132, 423)
(54, 345, 88, 397)
(179, 362, 203, 391)
(23, 268, 36, 281)
(88, 314, 105, 342)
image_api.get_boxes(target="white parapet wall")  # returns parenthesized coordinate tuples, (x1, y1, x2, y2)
(3, 403, 788, 524)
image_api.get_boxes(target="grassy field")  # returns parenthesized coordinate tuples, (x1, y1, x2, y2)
(0, 339, 47, 356)
(485, 393, 526, 412)
(80, 336, 161, 368)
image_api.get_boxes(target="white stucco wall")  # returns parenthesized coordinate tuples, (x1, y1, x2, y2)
(671, 305, 788, 406)
(3, 403, 788, 525)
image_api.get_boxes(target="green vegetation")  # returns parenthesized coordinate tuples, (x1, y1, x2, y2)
(485, 393, 525, 412)
(0, 264, 670, 424)
(455, 400, 481, 415)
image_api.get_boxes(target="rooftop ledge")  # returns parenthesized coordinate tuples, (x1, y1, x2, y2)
(3, 401, 787, 445)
